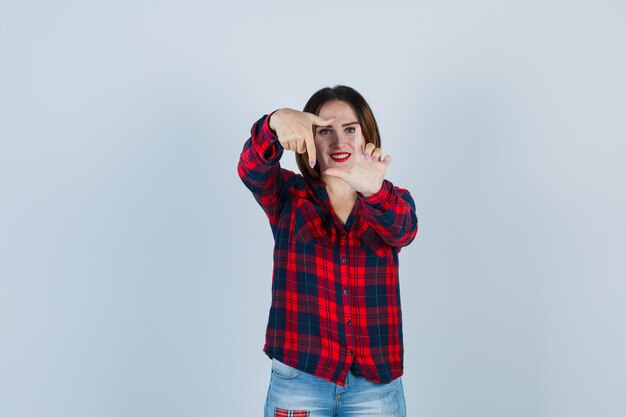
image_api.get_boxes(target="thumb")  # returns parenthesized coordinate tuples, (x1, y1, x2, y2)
(324, 168, 348, 180)
(313, 115, 335, 126)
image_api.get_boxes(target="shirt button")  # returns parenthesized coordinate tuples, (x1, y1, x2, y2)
(343, 289, 349, 295)
(342, 257, 347, 264)
(349, 349, 354, 355)
(346, 320, 352, 326)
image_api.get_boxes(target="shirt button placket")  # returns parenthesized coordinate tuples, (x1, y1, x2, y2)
(340, 234, 354, 364)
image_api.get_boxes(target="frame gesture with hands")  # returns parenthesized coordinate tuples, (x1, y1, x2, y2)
(324, 125, 391, 197)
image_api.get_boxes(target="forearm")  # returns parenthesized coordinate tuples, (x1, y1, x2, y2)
(237, 113, 291, 225)
(359, 180, 418, 248)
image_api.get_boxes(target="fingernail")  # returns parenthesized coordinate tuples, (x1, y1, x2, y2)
(310, 161, 315, 169)
(364, 153, 369, 160)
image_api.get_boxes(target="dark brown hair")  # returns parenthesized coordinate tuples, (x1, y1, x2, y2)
(296, 85, 381, 181)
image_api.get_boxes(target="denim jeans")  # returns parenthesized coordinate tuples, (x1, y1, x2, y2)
(264, 358, 406, 417)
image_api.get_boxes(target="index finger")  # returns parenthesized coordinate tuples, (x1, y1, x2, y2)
(305, 132, 316, 169)
(312, 115, 335, 126)
(308, 116, 333, 168)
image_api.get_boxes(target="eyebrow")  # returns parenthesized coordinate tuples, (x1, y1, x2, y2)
(315, 121, 360, 129)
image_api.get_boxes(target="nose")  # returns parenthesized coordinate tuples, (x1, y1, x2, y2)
(330, 130, 351, 148)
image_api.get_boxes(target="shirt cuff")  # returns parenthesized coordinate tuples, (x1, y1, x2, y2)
(252, 110, 283, 162)
(360, 180, 392, 211)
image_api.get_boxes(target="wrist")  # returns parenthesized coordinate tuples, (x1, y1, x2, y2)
(268, 108, 283, 133)
(361, 182, 383, 198)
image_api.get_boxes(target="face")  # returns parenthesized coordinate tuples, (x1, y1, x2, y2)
(314, 100, 363, 174)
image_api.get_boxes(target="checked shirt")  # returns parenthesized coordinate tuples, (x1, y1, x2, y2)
(238, 114, 418, 386)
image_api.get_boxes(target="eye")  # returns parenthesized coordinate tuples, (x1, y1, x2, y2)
(318, 128, 332, 136)
(345, 126, 356, 134)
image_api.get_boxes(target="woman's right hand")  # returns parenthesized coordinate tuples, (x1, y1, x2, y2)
(269, 108, 335, 168)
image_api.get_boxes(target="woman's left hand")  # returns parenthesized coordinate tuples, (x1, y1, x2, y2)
(324, 126, 391, 197)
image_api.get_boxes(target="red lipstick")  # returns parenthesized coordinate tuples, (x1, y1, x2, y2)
(329, 152, 351, 163)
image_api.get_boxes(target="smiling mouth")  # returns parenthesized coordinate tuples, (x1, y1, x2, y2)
(329, 152, 351, 162)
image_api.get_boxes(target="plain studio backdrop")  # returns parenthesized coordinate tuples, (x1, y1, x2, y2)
(1, 1, 625, 416)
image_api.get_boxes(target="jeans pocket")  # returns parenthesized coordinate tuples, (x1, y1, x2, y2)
(379, 377, 406, 417)
(271, 358, 303, 379)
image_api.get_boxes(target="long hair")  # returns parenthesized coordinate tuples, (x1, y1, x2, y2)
(296, 85, 381, 181)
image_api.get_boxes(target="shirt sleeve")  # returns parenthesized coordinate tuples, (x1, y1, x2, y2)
(359, 179, 418, 248)
(237, 112, 296, 228)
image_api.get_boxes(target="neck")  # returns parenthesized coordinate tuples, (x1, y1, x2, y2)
(322, 174, 356, 199)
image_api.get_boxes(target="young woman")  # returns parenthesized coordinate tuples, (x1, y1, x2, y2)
(238, 85, 418, 417)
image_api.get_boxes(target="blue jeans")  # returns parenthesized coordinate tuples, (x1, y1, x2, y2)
(264, 358, 406, 417)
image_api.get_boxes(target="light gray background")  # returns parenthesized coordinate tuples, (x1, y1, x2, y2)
(1, 1, 625, 416)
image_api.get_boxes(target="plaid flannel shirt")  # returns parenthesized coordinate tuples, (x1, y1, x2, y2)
(238, 114, 418, 386)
